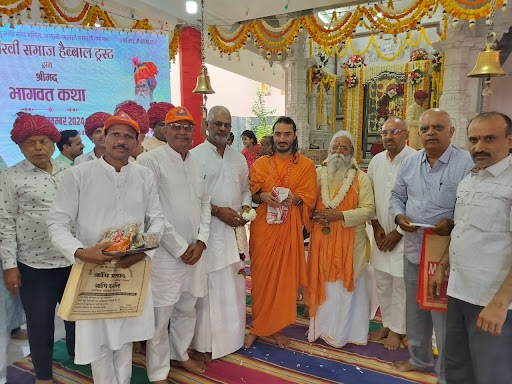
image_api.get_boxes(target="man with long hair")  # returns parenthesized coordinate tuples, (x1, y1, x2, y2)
(245, 116, 317, 349)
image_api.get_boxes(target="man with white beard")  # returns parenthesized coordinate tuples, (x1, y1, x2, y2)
(304, 130, 375, 348)
(133, 57, 158, 110)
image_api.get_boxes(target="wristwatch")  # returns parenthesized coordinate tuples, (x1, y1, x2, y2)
(295, 197, 303, 206)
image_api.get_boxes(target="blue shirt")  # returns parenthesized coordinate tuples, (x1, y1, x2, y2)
(390, 145, 474, 264)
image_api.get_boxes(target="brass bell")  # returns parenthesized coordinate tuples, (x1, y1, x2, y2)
(467, 32, 506, 78)
(193, 66, 215, 94)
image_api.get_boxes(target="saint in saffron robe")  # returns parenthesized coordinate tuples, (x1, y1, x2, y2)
(249, 153, 317, 336)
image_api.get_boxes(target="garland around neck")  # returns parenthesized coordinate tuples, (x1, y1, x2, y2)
(320, 166, 357, 209)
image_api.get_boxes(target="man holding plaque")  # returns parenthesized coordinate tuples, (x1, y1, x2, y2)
(431, 112, 512, 384)
(47, 111, 166, 384)
(138, 106, 211, 380)
(390, 109, 473, 383)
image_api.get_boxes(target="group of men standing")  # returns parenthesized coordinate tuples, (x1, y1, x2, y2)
(1, 102, 512, 384)
(0, 103, 252, 384)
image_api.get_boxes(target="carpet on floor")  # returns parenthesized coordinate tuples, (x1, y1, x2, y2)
(8, 274, 437, 384)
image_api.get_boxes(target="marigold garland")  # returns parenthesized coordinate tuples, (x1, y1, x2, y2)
(0, 0, 31, 16)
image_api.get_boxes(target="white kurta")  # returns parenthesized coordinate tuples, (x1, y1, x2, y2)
(367, 146, 416, 277)
(47, 158, 166, 365)
(191, 141, 252, 359)
(138, 145, 211, 305)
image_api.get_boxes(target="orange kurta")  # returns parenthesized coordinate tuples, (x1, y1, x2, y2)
(249, 153, 317, 336)
(304, 172, 360, 318)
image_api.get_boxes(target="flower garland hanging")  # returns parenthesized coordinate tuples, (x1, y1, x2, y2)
(320, 166, 357, 209)
(346, 74, 358, 88)
(408, 68, 425, 84)
(410, 48, 429, 61)
(431, 51, 442, 71)
(341, 54, 366, 68)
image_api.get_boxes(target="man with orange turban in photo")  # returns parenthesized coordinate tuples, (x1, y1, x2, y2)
(406, 90, 429, 150)
(133, 56, 158, 111)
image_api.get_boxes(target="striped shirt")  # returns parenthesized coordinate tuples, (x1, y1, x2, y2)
(390, 145, 474, 264)
(448, 155, 512, 308)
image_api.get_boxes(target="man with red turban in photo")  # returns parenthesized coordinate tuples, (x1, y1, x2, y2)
(114, 100, 150, 160)
(143, 102, 174, 152)
(133, 56, 158, 111)
(406, 90, 429, 150)
(74, 111, 111, 165)
(0, 112, 75, 384)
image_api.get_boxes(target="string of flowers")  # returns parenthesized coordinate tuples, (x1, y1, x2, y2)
(356, 66, 364, 163)
(169, 26, 180, 62)
(440, 0, 505, 21)
(346, 74, 358, 88)
(408, 68, 425, 84)
(341, 54, 366, 68)
(0, 0, 30, 16)
(411, 48, 429, 61)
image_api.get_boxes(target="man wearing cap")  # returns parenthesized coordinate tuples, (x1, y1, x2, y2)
(133, 56, 158, 110)
(406, 90, 429, 150)
(138, 106, 211, 380)
(55, 129, 85, 165)
(115, 100, 150, 160)
(191, 105, 252, 362)
(74, 111, 111, 165)
(143, 102, 174, 152)
(0, 112, 75, 384)
(47, 111, 166, 384)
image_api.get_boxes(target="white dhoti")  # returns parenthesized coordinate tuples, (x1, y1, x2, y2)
(193, 261, 246, 359)
(308, 266, 374, 348)
(90, 343, 133, 384)
(374, 268, 406, 335)
(74, 285, 155, 365)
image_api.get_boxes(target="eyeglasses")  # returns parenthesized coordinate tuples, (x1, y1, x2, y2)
(419, 125, 446, 134)
(209, 121, 232, 129)
(135, 83, 150, 91)
(331, 145, 352, 152)
(379, 129, 406, 136)
(168, 123, 194, 132)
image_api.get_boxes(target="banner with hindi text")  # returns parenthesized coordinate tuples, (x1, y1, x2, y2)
(0, 24, 170, 166)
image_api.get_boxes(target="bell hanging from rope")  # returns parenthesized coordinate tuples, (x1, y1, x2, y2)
(193, 66, 215, 94)
(467, 32, 506, 78)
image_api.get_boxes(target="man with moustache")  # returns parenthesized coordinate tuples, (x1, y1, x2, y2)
(390, 109, 474, 384)
(190, 105, 252, 362)
(138, 106, 211, 379)
(143, 102, 174, 152)
(0, 112, 75, 384)
(368, 117, 416, 350)
(114, 100, 151, 160)
(258, 135, 273, 156)
(55, 130, 85, 165)
(74, 111, 111, 165)
(305, 130, 375, 348)
(133, 57, 158, 111)
(47, 111, 166, 384)
(430, 112, 512, 384)
(246, 116, 317, 349)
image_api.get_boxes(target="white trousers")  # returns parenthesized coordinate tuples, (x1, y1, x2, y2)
(90, 343, 132, 384)
(0, 332, 9, 384)
(169, 291, 198, 361)
(374, 269, 406, 335)
(146, 305, 174, 382)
